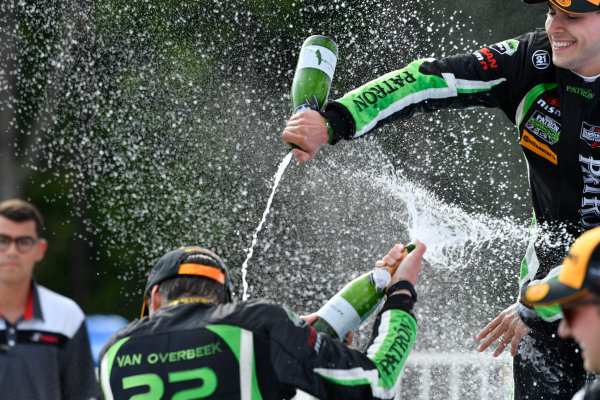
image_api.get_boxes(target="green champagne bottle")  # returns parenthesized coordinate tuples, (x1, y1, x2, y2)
(312, 244, 415, 340)
(290, 35, 338, 115)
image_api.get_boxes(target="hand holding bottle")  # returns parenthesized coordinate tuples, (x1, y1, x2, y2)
(282, 111, 329, 163)
(376, 241, 426, 297)
(283, 35, 337, 162)
(310, 241, 424, 340)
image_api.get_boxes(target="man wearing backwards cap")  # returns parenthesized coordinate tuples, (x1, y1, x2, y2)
(282, 0, 600, 398)
(98, 242, 426, 399)
(522, 226, 600, 399)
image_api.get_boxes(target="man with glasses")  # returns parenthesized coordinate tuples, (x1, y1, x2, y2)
(522, 226, 600, 399)
(0, 199, 99, 399)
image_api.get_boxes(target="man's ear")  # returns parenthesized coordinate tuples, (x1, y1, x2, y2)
(150, 285, 164, 315)
(34, 239, 48, 262)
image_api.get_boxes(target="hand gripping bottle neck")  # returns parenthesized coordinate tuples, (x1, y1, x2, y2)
(311, 244, 415, 340)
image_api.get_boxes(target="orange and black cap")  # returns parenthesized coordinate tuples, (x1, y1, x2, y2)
(522, 0, 600, 14)
(140, 247, 233, 317)
(522, 227, 600, 307)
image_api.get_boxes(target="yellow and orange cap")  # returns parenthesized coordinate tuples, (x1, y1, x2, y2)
(522, 226, 600, 307)
(522, 0, 600, 14)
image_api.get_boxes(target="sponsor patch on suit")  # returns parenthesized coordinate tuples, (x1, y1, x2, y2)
(521, 130, 558, 165)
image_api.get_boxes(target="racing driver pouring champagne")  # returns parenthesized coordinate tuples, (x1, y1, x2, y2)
(282, 0, 600, 398)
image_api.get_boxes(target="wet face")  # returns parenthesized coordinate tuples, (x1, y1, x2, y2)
(545, 4, 600, 76)
(558, 294, 600, 373)
(0, 216, 47, 286)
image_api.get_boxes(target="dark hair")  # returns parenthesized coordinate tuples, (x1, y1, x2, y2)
(157, 275, 229, 305)
(0, 199, 44, 237)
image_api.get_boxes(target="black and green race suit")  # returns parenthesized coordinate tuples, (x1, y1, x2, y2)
(321, 28, 597, 398)
(98, 294, 416, 400)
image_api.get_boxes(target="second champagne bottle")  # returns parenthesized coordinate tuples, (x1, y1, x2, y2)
(312, 244, 416, 341)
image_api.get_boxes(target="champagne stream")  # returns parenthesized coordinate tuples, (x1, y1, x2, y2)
(240, 152, 293, 300)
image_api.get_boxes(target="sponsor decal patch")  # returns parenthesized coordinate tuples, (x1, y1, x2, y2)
(490, 39, 519, 56)
(352, 70, 417, 112)
(536, 95, 561, 117)
(532, 50, 550, 69)
(521, 130, 558, 164)
(377, 319, 415, 376)
(581, 122, 600, 148)
(475, 47, 498, 70)
(525, 111, 561, 145)
(31, 332, 60, 344)
(566, 85, 595, 100)
(542, 92, 560, 108)
(579, 154, 600, 228)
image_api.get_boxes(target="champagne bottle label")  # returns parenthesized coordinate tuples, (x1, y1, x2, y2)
(296, 45, 337, 80)
(316, 295, 361, 339)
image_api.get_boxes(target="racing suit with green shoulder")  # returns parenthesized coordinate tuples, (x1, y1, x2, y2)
(321, 28, 598, 398)
(98, 294, 417, 400)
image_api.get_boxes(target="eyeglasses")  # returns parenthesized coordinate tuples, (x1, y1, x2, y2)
(0, 234, 40, 253)
(561, 297, 600, 325)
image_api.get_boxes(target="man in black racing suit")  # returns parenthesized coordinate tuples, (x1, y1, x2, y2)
(282, 0, 600, 398)
(98, 242, 426, 399)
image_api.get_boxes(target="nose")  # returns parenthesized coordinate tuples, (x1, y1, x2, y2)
(546, 13, 566, 35)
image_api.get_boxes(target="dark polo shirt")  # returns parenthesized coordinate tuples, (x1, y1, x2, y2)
(0, 280, 99, 399)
